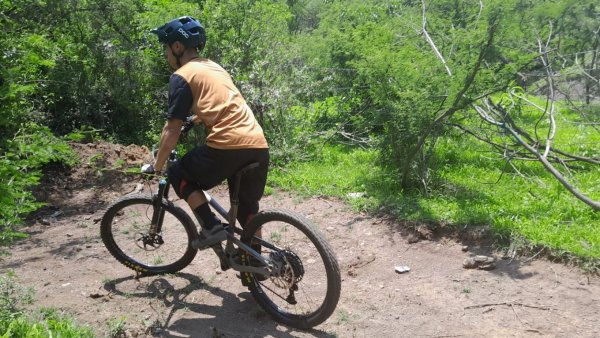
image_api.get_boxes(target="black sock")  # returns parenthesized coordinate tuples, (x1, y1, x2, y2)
(193, 204, 220, 230)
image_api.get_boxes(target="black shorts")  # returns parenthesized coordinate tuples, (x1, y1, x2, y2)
(167, 145, 269, 223)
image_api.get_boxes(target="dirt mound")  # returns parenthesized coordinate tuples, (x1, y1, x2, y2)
(31, 141, 151, 221)
(3, 140, 600, 338)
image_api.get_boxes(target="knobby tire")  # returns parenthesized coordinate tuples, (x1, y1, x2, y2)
(241, 208, 341, 329)
(100, 195, 197, 275)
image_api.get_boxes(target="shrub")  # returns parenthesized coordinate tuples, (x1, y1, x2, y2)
(0, 124, 78, 246)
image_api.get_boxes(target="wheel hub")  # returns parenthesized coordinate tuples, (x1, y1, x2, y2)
(134, 233, 164, 250)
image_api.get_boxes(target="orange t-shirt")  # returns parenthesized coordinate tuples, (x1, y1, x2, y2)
(168, 58, 268, 149)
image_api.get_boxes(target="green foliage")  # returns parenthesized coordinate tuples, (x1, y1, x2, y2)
(1, 273, 94, 336)
(270, 141, 599, 262)
(1, 0, 598, 263)
(269, 145, 375, 196)
(0, 271, 34, 323)
(106, 316, 127, 338)
(64, 126, 104, 143)
(268, 96, 364, 165)
(0, 124, 78, 245)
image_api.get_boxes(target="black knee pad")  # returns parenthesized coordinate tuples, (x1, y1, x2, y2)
(167, 163, 199, 200)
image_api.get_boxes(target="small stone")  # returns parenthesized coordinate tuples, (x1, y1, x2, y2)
(406, 234, 420, 244)
(462, 245, 469, 252)
(395, 266, 410, 273)
(478, 263, 496, 271)
(473, 255, 495, 263)
(50, 210, 63, 218)
(463, 255, 496, 270)
(347, 192, 366, 199)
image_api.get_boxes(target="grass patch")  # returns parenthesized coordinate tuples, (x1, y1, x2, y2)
(1, 272, 94, 337)
(269, 145, 376, 197)
(268, 140, 599, 265)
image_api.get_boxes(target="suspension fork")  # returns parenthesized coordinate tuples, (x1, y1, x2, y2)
(150, 178, 170, 234)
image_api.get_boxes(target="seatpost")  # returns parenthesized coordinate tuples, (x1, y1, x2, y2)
(228, 174, 243, 226)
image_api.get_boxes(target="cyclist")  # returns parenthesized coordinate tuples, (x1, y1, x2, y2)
(143, 16, 269, 250)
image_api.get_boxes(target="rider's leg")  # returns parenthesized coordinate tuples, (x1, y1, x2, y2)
(167, 158, 226, 249)
(187, 190, 227, 248)
(187, 190, 219, 228)
(233, 149, 269, 272)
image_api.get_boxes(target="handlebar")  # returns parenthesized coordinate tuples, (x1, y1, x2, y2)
(143, 116, 195, 175)
(181, 116, 194, 134)
(168, 116, 195, 165)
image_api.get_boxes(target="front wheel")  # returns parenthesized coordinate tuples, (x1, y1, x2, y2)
(241, 208, 341, 329)
(100, 195, 198, 275)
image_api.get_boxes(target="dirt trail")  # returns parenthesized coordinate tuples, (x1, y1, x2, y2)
(1, 141, 599, 338)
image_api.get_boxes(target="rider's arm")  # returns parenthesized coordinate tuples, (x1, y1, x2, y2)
(154, 74, 193, 173)
(153, 118, 183, 173)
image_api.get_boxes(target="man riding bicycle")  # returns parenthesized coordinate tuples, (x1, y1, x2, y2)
(143, 16, 269, 250)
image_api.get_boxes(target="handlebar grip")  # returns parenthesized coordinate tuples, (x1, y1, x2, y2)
(181, 116, 194, 133)
(181, 122, 193, 133)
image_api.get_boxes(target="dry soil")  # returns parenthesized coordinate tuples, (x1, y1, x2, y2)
(1, 141, 599, 338)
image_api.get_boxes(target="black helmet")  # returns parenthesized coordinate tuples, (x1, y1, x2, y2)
(151, 16, 206, 50)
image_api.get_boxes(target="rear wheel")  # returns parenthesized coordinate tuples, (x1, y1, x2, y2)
(100, 195, 198, 275)
(241, 208, 341, 329)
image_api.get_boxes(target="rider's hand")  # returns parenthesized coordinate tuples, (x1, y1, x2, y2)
(141, 163, 156, 174)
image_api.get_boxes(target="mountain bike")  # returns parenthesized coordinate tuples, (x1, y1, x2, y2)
(100, 119, 341, 329)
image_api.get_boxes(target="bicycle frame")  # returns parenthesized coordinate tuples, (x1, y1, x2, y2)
(148, 150, 272, 277)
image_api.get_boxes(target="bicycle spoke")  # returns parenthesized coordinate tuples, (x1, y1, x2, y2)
(256, 220, 330, 317)
(105, 199, 192, 269)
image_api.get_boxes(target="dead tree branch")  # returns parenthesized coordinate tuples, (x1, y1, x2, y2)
(536, 24, 557, 159)
(475, 100, 600, 211)
(575, 53, 600, 86)
(420, 0, 452, 76)
(445, 122, 595, 167)
(464, 302, 552, 311)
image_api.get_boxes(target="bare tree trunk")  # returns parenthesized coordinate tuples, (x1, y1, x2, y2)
(400, 16, 499, 188)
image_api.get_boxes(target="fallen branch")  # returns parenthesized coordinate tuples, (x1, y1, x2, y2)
(464, 302, 552, 311)
(447, 122, 599, 165)
(477, 100, 600, 211)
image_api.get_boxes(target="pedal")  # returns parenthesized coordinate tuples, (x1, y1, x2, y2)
(211, 244, 230, 271)
(241, 272, 253, 287)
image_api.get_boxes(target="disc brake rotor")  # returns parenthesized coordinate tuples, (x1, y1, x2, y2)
(269, 250, 305, 289)
(134, 233, 164, 251)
